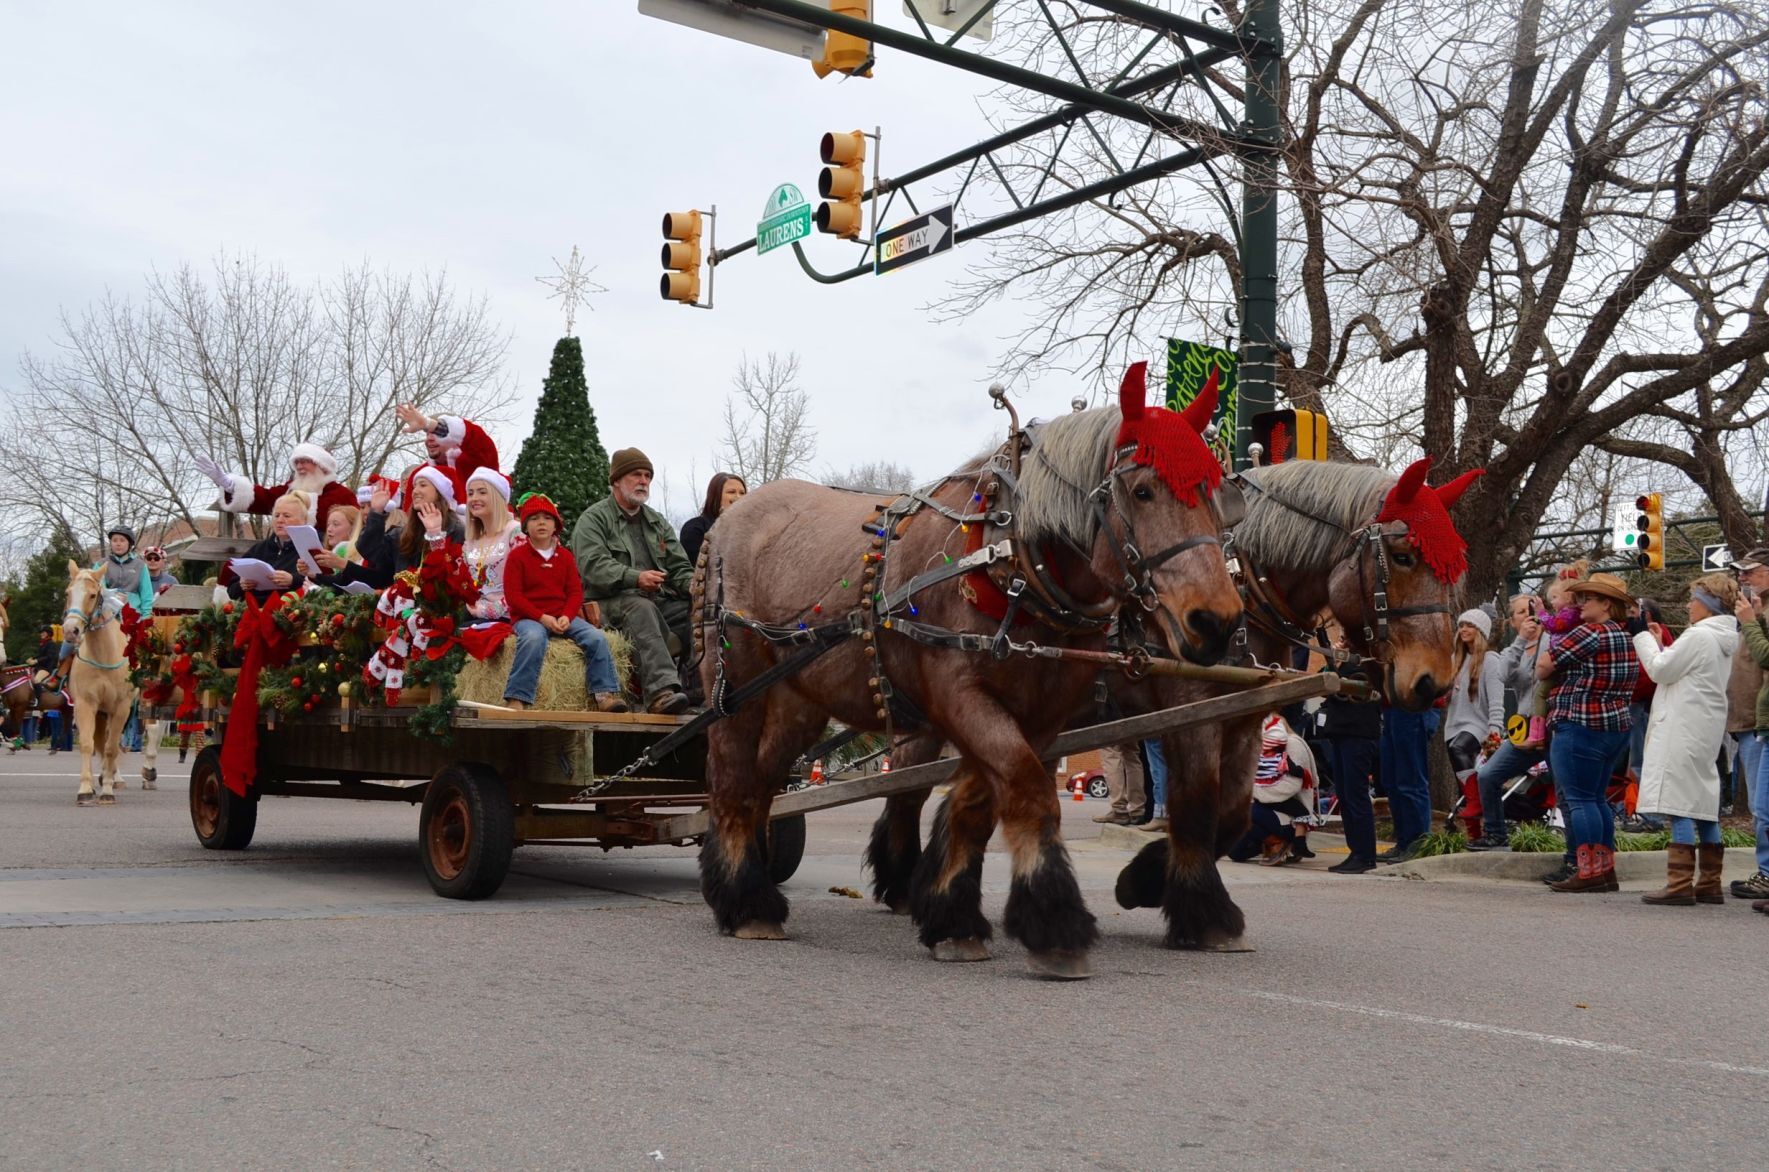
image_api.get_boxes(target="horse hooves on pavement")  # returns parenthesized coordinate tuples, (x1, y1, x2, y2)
(1025, 949, 1092, 980)
(75, 793, 96, 807)
(931, 938, 990, 963)
(1199, 935, 1255, 953)
(732, 921, 788, 941)
(97, 793, 116, 806)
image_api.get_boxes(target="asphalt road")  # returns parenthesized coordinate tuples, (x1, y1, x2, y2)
(2, 747, 1765, 1170)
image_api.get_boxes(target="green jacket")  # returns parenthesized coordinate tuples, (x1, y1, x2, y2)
(1741, 613, 1769, 732)
(569, 495, 693, 602)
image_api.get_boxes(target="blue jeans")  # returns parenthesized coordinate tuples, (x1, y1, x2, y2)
(1474, 739, 1546, 838)
(1320, 735, 1379, 860)
(1669, 816, 1720, 846)
(1380, 706, 1439, 848)
(1143, 739, 1168, 813)
(1749, 732, 1769, 876)
(122, 710, 142, 752)
(1549, 721, 1628, 853)
(18, 715, 37, 744)
(504, 618, 620, 705)
(1627, 702, 1649, 775)
(46, 710, 73, 751)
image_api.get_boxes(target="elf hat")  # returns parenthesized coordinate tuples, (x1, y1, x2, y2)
(517, 493, 563, 529)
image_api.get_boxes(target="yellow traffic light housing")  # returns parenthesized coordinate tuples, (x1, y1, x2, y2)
(1250, 408, 1329, 463)
(812, 1, 873, 79)
(1635, 493, 1664, 571)
(660, 210, 702, 305)
(816, 130, 867, 240)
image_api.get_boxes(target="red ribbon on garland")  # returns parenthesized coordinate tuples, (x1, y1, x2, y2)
(220, 593, 298, 797)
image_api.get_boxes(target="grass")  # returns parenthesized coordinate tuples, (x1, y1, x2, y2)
(1407, 829, 1469, 857)
(1506, 822, 1566, 853)
(1502, 823, 1752, 853)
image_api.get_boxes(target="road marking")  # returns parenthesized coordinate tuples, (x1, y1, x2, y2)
(1225, 986, 1769, 1079)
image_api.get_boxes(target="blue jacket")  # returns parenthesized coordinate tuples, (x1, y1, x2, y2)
(95, 554, 155, 617)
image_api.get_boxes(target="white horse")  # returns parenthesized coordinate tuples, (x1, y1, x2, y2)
(61, 564, 158, 804)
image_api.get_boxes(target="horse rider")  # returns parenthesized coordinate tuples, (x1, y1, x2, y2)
(45, 524, 159, 690)
(394, 403, 501, 485)
(570, 447, 695, 715)
(194, 441, 357, 535)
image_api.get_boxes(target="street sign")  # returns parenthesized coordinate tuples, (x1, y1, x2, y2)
(903, 0, 994, 41)
(1703, 544, 1731, 572)
(1611, 507, 1639, 555)
(874, 204, 954, 275)
(756, 183, 813, 255)
(638, 0, 825, 61)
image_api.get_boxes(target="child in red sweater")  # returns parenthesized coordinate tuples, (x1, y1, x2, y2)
(501, 494, 627, 713)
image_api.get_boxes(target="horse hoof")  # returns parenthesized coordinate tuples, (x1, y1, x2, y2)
(1201, 935, 1255, 953)
(141, 779, 157, 791)
(113, 779, 126, 790)
(931, 938, 990, 963)
(76, 793, 96, 807)
(1026, 949, 1092, 980)
(733, 921, 787, 941)
(884, 898, 910, 915)
(97, 793, 116, 806)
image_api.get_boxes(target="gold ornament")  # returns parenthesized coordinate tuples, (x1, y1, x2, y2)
(337, 682, 352, 697)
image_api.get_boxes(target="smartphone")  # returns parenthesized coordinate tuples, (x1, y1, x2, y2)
(1746, 585, 1761, 604)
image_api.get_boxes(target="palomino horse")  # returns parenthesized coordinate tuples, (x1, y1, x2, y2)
(866, 456, 1475, 951)
(695, 364, 1244, 977)
(60, 563, 152, 805)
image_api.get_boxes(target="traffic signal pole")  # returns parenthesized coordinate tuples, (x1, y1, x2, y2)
(1234, 0, 1282, 472)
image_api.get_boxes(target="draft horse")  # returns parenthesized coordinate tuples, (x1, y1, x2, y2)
(61, 563, 154, 805)
(1111, 456, 1479, 946)
(866, 456, 1477, 951)
(695, 363, 1243, 977)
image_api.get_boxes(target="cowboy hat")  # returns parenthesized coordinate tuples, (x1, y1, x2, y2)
(1569, 572, 1633, 608)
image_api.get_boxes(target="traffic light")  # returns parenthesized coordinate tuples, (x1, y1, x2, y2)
(1249, 408, 1329, 463)
(812, 1, 873, 79)
(816, 131, 866, 240)
(1634, 492, 1664, 571)
(660, 210, 702, 305)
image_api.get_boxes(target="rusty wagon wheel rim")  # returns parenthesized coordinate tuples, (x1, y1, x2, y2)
(191, 763, 221, 838)
(427, 791, 472, 881)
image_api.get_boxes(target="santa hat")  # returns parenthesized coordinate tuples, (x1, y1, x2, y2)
(291, 443, 338, 477)
(466, 467, 511, 503)
(1113, 361, 1225, 508)
(433, 416, 468, 451)
(517, 493, 563, 529)
(405, 464, 463, 511)
(1373, 456, 1485, 584)
(1260, 713, 1290, 752)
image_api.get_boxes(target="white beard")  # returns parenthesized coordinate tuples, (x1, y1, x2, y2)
(290, 469, 330, 495)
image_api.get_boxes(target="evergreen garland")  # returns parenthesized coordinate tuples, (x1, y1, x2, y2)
(511, 336, 609, 529)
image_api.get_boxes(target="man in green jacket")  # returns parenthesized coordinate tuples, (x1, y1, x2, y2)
(1730, 548, 1769, 904)
(571, 447, 695, 715)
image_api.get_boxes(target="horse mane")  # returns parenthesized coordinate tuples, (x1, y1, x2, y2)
(1234, 460, 1395, 572)
(1006, 408, 1121, 548)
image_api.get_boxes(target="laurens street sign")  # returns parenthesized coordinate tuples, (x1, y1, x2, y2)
(874, 205, 954, 275)
(757, 184, 813, 256)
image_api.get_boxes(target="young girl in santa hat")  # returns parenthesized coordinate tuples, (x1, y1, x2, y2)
(462, 468, 522, 621)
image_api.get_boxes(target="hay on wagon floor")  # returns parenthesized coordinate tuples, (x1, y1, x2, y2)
(455, 628, 635, 711)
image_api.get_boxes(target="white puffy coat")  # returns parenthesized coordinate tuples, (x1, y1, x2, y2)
(1632, 616, 1739, 820)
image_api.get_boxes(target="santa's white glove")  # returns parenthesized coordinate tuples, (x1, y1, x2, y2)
(194, 453, 228, 488)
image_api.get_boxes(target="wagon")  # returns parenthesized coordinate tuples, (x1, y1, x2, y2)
(148, 664, 1352, 901)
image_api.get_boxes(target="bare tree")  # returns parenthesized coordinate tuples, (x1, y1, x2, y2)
(718, 351, 817, 485)
(938, 0, 1769, 598)
(0, 253, 513, 545)
(825, 460, 918, 493)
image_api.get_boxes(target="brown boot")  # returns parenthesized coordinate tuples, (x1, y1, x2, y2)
(503, 698, 528, 711)
(1641, 843, 1695, 906)
(1591, 843, 1619, 892)
(1695, 842, 1725, 904)
(1549, 844, 1614, 893)
(592, 692, 630, 714)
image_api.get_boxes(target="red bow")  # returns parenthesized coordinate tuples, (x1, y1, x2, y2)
(220, 593, 299, 797)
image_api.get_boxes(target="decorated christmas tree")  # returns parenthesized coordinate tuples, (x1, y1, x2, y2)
(511, 336, 609, 527)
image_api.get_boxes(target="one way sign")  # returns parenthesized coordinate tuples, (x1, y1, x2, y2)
(875, 205, 954, 276)
(1702, 544, 1731, 572)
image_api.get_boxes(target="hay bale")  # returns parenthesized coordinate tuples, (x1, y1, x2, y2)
(455, 628, 634, 711)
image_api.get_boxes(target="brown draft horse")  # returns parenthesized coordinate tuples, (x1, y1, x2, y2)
(867, 456, 1475, 952)
(695, 364, 1243, 977)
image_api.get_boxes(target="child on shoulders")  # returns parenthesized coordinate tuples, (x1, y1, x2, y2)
(501, 494, 627, 714)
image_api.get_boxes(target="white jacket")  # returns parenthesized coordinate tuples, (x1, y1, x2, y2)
(1633, 616, 1739, 820)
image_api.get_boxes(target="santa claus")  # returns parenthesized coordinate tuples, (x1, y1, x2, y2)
(395, 404, 500, 484)
(194, 443, 357, 533)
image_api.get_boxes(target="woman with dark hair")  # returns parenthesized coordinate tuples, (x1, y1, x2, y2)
(679, 472, 747, 567)
(1536, 573, 1641, 893)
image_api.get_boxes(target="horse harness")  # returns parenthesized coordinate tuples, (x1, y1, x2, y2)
(572, 435, 1226, 800)
(1226, 474, 1452, 669)
(64, 586, 129, 672)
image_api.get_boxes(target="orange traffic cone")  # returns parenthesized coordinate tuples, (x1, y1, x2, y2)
(1072, 775, 1085, 801)
(810, 759, 825, 785)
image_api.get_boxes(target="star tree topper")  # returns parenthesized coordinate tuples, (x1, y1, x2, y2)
(535, 245, 606, 336)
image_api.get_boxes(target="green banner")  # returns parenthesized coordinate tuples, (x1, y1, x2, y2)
(1166, 338, 1238, 463)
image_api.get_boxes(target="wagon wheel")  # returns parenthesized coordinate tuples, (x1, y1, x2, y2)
(188, 745, 257, 850)
(418, 762, 515, 900)
(758, 813, 807, 886)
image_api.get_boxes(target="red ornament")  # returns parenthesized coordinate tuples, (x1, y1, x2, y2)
(173, 642, 185, 653)
(303, 699, 315, 711)
(222, 602, 235, 614)
(290, 676, 303, 688)
(331, 614, 345, 628)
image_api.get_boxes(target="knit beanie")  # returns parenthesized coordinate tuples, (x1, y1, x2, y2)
(609, 447, 654, 483)
(1457, 608, 1493, 639)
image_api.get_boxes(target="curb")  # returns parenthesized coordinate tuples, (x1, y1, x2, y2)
(1380, 846, 1756, 882)
(1098, 824, 1162, 852)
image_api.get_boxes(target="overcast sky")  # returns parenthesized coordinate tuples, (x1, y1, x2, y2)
(1, 1, 1093, 517)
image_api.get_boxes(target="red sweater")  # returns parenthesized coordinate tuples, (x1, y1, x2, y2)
(503, 540, 584, 623)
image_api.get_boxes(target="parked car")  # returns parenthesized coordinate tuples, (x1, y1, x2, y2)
(1067, 769, 1109, 799)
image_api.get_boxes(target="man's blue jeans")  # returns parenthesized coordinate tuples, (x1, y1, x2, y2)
(1475, 740, 1547, 838)
(1380, 706, 1439, 848)
(1319, 735, 1379, 859)
(504, 618, 620, 705)
(1748, 732, 1769, 876)
(1550, 721, 1628, 853)
(1144, 739, 1168, 814)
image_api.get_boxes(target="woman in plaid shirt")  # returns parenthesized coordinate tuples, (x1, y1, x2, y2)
(1534, 573, 1641, 893)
